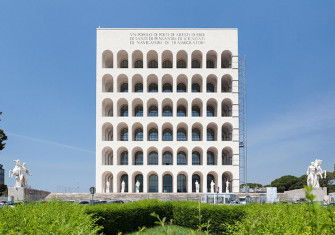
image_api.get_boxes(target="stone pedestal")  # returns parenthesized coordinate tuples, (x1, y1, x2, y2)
(280, 187, 327, 202)
(8, 187, 50, 202)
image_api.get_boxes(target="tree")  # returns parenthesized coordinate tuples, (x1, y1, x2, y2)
(0, 112, 7, 151)
(270, 175, 300, 192)
(0, 184, 7, 196)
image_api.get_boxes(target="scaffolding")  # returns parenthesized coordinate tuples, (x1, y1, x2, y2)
(238, 56, 247, 187)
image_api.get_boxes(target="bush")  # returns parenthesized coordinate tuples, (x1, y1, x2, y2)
(0, 201, 101, 234)
(85, 199, 173, 234)
(86, 200, 245, 234)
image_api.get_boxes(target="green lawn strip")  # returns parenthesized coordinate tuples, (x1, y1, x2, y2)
(127, 225, 205, 235)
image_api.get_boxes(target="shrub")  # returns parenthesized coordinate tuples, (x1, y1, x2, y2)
(85, 199, 173, 234)
(86, 200, 245, 234)
(0, 201, 101, 234)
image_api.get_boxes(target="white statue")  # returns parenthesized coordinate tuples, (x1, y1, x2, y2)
(121, 180, 125, 193)
(307, 159, 326, 188)
(195, 180, 200, 193)
(226, 180, 230, 193)
(9, 160, 31, 188)
(105, 178, 111, 193)
(210, 180, 215, 193)
(135, 180, 141, 193)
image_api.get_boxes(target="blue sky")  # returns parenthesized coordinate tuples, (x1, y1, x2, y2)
(0, 0, 334, 192)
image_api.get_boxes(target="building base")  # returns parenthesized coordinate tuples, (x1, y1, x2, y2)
(8, 187, 50, 202)
(280, 187, 327, 202)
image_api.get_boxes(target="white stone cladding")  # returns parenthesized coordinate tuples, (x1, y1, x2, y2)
(96, 28, 239, 194)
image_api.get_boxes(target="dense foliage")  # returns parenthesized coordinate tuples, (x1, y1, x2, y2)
(0, 184, 7, 196)
(86, 199, 244, 234)
(227, 203, 335, 234)
(0, 201, 101, 234)
(0, 112, 7, 151)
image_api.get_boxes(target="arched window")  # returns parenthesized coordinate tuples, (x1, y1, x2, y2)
(177, 128, 187, 141)
(134, 128, 143, 141)
(162, 83, 173, 92)
(192, 128, 201, 141)
(148, 83, 158, 92)
(192, 83, 201, 92)
(134, 60, 143, 68)
(162, 129, 173, 141)
(221, 51, 232, 68)
(207, 128, 215, 141)
(162, 50, 173, 68)
(221, 75, 232, 92)
(148, 60, 158, 68)
(162, 106, 172, 116)
(192, 106, 201, 117)
(120, 128, 128, 141)
(120, 151, 128, 165)
(102, 50, 113, 68)
(222, 125, 232, 141)
(177, 106, 187, 117)
(120, 174, 128, 192)
(148, 128, 158, 141)
(177, 83, 187, 92)
(148, 106, 158, 117)
(192, 151, 201, 165)
(134, 83, 143, 92)
(162, 60, 172, 68)
(120, 105, 128, 117)
(207, 151, 216, 165)
(103, 126, 113, 141)
(120, 83, 128, 92)
(118, 50, 128, 68)
(191, 51, 202, 68)
(206, 60, 215, 68)
(177, 174, 187, 192)
(134, 174, 143, 192)
(206, 50, 217, 68)
(192, 174, 201, 192)
(148, 174, 158, 192)
(134, 151, 143, 165)
(148, 152, 158, 165)
(207, 105, 215, 117)
(162, 152, 173, 165)
(222, 172, 232, 193)
(177, 152, 187, 165)
(103, 149, 113, 165)
(163, 174, 173, 192)
(206, 83, 215, 93)
(222, 149, 232, 165)
(222, 101, 232, 117)
(134, 105, 143, 117)
(207, 174, 215, 193)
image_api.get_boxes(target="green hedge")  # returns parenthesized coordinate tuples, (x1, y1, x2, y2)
(86, 200, 245, 234)
(85, 200, 173, 234)
(0, 201, 101, 234)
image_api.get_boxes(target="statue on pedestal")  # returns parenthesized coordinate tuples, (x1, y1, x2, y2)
(226, 180, 230, 193)
(9, 160, 31, 188)
(210, 180, 215, 193)
(135, 180, 141, 193)
(105, 178, 111, 193)
(121, 180, 125, 193)
(307, 159, 326, 188)
(195, 180, 200, 193)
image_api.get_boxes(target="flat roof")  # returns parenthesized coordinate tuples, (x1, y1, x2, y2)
(96, 28, 238, 31)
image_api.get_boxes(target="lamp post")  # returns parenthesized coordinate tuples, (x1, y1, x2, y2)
(89, 187, 96, 204)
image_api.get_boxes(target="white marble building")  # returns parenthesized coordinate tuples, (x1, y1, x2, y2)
(96, 28, 239, 194)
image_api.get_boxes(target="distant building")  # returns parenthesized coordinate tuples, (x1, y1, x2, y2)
(0, 164, 4, 185)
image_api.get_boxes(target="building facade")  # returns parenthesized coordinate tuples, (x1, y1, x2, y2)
(96, 29, 239, 194)
(0, 164, 4, 185)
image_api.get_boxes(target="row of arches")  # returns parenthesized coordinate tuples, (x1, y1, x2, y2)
(102, 122, 233, 142)
(102, 146, 234, 166)
(102, 98, 233, 117)
(102, 50, 233, 69)
(102, 171, 233, 193)
(102, 74, 232, 93)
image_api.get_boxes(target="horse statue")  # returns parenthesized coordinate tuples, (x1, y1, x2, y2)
(9, 160, 31, 188)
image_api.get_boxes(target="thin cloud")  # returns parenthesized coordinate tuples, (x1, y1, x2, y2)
(7, 132, 94, 154)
